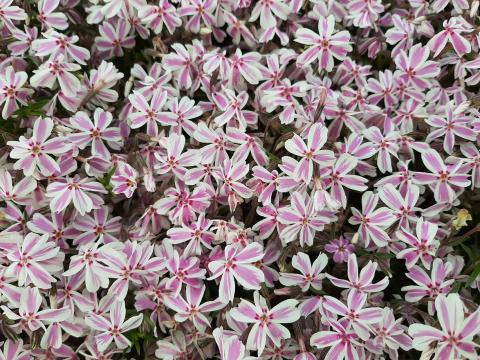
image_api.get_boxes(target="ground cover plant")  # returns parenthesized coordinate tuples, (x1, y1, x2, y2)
(0, 0, 480, 359)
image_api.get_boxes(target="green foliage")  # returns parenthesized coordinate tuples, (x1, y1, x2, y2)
(97, 167, 115, 194)
(12, 99, 49, 119)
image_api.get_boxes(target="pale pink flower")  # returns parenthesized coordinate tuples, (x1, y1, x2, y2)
(178, 0, 217, 33)
(378, 183, 420, 230)
(69, 108, 122, 159)
(1, 233, 63, 289)
(0, 169, 36, 205)
(327, 254, 389, 294)
(409, 293, 480, 360)
(0, 339, 30, 360)
(155, 134, 198, 178)
(56, 273, 95, 313)
(323, 291, 383, 340)
(229, 49, 264, 86)
(0, 0, 27, 31)
(279, 252, 328, 291)
(402, 258, 453, 314)
(164, 285, 224, 332)
(278, 192, 332, 247)
(128, 89, 176, 137)
(168, 96, 203, 136)
(165, 245, 206, 296)
(32, 30, 90, 64)
(284, 123, 335, 182)
(213, 158, 253, 212)
(46, 175, 107, 215)
(396, 218, 440, 269)
(208, 242, 264, 303)
(85, 300, 143, 351)
(295, 15, 352, 72)
(366, 70, 397, 107)
(432, 0, 469, 12)
(192, 121, 234, 165)
(363, 127, 399, 174)
(327, 154, 368, 209)
(413, 149, 470, 203)
(7, 118, 70, 176)
(96, 19, 135, 59)
(27, 211, 77, 249)
(162, 43, 197, 89)
(385, 15, 414, 57)
(167, 214, 214, 256)
(460, 142, 480, 189)
(71, 206, 121, 245)
(138, 0, 182, 35)
(394, 44, 440, 90)
(347, 0, 384, 28)
(213, 327, 255, 360)
(249, 0, 290, 29)
(311, 319, 361, 360)
(63, 242, 121, 292)
(229, 291, 300, 355)
(0, 66, 32, 119)
(349, 191, 396, 248)
(8, 26, 38, 56)
(425, 103, 476, 154)
(366, 308, 412, 358)
(427, 17, 472, 57)
(111, 162, 138, 198)
(212, 89, 251, 130)
(154, 181, 211, 224)
(30, 55, 81, 97)
(227, 127, 268, 166)
(2, 286, 70, 331)
(37, 0, 68, 30)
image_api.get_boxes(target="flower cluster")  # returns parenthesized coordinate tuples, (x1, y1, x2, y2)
(0, 0, 479, 359)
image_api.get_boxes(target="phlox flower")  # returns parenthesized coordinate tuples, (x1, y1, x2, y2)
(427, 17, 473, 57)
(325, 292, 383, 339)
(413, 149, 470, 204)
(284, 123, 335, 183)
(349, 191, 396, 248)
(0, 169, 36, 205)
(295, 15, 352, 72)
(85, 299, 143, 351)
(95, 19, 135, 59)
(278, 192, 333, 247)
(128, 89, 176, 137)
(409, 294, 480, 360)
(46, 175, 107, 215)
(68, 108, 122, 159)
(396, 218, 440, 269)
(32, 30, 90, 64)
(208, 242, 264, 303)
(37, 0, 68, 30)
(0, 66, 32, 119)
(164, 285, 225, 332)
(0, 232, 63, 289)
(279, 252, 328, 291)
(325, 236, 355, 263)
(327, 254, 389, 295)
(8, 117, 69, 176)
(402, 258, 454, 314)
(30, 55, 81, 97)
(425, 103, 476, 154)
(229, 291, 300, 355)
(2, 286, 70, 331)
(310, 319, 361, 360)
(111, 162, 138, 198)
